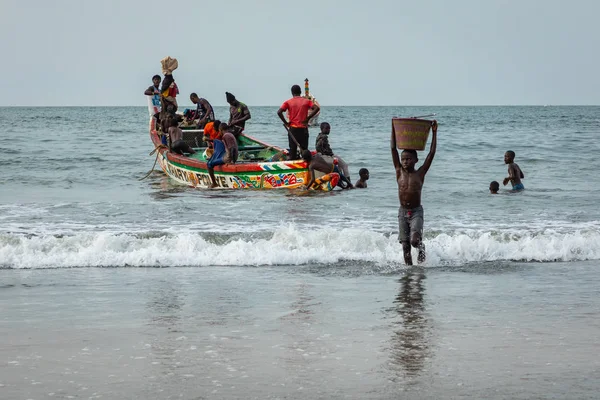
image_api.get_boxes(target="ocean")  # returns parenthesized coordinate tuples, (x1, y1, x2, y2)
(1, 105, 599, 399)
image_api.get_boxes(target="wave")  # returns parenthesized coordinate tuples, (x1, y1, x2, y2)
(1, 225, 599, 269)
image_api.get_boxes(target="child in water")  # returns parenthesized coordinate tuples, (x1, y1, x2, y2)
(391, 121, 437, 265)
(355, 168, 370, 188)
(489, 181, 499, 194)
(503, 151, 525, 191)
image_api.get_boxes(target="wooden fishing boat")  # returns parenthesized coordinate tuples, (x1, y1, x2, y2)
(148, 118, 339, 190)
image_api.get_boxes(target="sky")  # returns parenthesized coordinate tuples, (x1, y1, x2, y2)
(1, 0, 599, 106)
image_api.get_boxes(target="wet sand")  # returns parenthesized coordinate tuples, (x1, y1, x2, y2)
(1, 262, 599, 399)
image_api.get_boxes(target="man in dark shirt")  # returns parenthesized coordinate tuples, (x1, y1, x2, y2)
(315, 122, 350, 181)
(226, 92, 251, 137)
(190, 93, 215, 128)
(315, 122, 334, 156)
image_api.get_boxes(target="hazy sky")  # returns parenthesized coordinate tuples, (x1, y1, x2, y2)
(1, 0, 599, 106)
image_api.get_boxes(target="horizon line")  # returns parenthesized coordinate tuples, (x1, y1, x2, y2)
(1, 104, 599, 107)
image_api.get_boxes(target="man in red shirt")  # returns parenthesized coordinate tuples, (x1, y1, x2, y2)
(277, 85, 320, 160)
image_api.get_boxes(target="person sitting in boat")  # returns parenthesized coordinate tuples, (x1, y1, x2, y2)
(301, 149, 353, 190)
(201, 120, 221, 158)
(206, 123, 239, 188)
(226, 92, 251, 137)
(221, 124, 239, 165)
(315, 122, 351, 181)
(167, 117, 196, 156)
(203, 120, 222, 141)
(189, 93, 215, 129)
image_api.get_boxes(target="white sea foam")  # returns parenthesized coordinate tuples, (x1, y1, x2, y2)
(1, 225, 599, 269)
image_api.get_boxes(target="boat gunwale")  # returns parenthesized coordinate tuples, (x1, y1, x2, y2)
(149, 118, 308, 174)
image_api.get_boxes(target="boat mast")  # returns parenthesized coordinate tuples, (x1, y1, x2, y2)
(304, 78, 310, 98)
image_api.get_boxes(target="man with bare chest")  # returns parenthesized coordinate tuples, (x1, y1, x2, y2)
(391, 121, 437, 265)
(301, 150, 353, 190)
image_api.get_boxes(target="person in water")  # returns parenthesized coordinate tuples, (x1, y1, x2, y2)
(489, 180, 500, 194)
(355, 168, 370, 188)
(315, 122, 350, 181)
(277, 85, 320, 160)
(167, 117, 196, 156)
(301, 150, 353, 190)
(503, 151, 525, 191)
(391, 120, 438, 266)
(189, 93, 215, 128)
(226, 92, 251, 137)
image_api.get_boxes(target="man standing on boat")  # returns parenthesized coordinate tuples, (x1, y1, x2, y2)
(226, 92, 251, 137)
(190, 93, 215, 129)
(144, 75, 162, 126)
(159, 74, 178, 133)
(144, 75, 162, 102)
(277, 85, 320, 160)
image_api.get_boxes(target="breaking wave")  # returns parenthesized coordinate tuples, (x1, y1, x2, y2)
(1, 225, 599, 269)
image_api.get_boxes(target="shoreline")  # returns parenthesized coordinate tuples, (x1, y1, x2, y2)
(1, 261, 598, 399)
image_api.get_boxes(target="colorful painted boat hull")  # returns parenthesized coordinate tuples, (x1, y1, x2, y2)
(149, 118, 336, 191)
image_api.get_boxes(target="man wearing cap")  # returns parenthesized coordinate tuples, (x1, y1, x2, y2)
(225, 92, 251, 137)
(277, 84, 320, 160)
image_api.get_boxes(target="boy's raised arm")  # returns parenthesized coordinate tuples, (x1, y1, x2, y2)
(420, 120, 437, 175)
(391, 129, 401, 181)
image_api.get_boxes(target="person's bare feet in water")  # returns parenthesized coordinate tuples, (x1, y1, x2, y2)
(417, 244, 426, 264)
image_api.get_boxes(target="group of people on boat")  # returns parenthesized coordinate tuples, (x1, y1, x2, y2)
(145, 76, 251, 138)
(144, 58, 369, 190)
(144, 59, 249, 187)
(276, 85, 369, 189)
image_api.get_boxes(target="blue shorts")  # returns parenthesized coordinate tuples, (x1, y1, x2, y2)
(207, 140, 226, 168)
(512, 183, 525, 191)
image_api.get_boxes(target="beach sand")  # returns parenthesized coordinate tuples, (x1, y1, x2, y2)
(1, 262, 599, 399)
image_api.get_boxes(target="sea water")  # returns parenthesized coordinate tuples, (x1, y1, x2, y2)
(0, 106, 599, 399)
